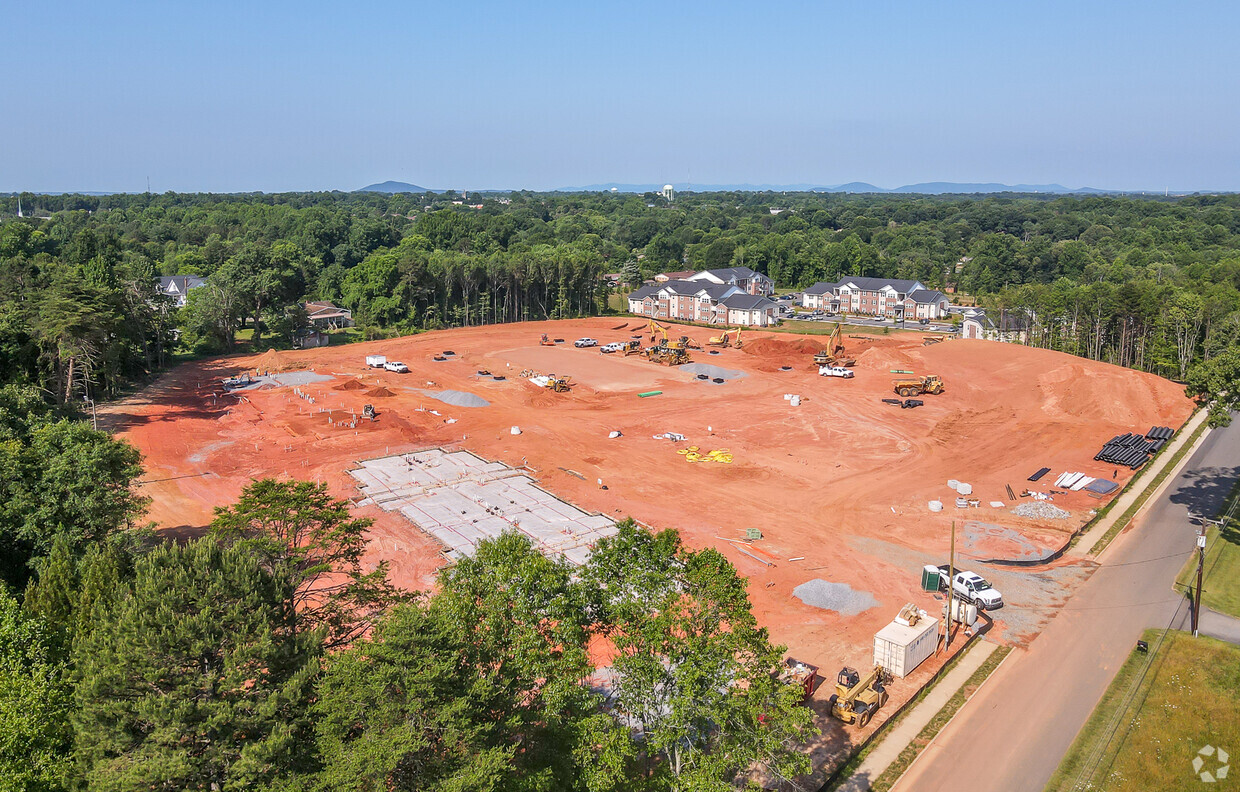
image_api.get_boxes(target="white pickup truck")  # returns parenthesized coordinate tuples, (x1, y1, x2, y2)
(937, 565, 1003, 611)
(383, 361, 409, 374)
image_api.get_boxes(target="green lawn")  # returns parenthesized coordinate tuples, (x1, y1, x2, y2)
(1046, 629, 1240, 791)
(1175, 479, 1240, 618)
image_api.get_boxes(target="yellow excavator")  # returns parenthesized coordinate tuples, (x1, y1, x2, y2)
(707, 327, 743, 348)
(813, 323, 855, 367)
(827, 666, 891, 727)
(647, 319, 670, 344)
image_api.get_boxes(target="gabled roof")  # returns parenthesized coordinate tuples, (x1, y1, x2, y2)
(690, 266, 771, 282)
(963, 308, 1030, 331)
(721, 294, 775, 310)
(627, 284, 661, 300)
(656, 270, 696, 280)
(804, 281, 837, 295)
(907, 289, 946, 304)
(660, 280, 737, 299)
(305, 300, 352, 318)
(157, 275, 206, 293)
(835, 276, 922, 294)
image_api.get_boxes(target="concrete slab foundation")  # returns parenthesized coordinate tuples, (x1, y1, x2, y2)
(351, 448, 617, 565)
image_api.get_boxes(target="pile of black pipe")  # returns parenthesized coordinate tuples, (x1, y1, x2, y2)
(1145, 426, 1174, 452)
(1095, 430, 1166, 469)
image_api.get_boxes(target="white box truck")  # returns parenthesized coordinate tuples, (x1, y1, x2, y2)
(366, 355, 386, 368)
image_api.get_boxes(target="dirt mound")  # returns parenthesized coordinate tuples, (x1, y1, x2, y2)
(366, 386, 395, 397)
(251, 348, 308, 373)
(741, 337, 823, 357)
(334, 379, 367, 391)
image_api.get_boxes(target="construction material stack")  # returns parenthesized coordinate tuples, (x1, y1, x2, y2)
(1095, 426, 1174, 469)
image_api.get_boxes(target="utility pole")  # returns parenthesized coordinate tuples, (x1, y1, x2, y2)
(1193, 528, 1206, 636)
(946, 520, 956, 649)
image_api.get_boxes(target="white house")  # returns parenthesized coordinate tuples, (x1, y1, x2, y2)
(961, 308, 1030, 343)
(156, 275, 206, 307)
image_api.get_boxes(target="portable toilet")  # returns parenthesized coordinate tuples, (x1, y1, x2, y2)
(920, 564, 941, 592)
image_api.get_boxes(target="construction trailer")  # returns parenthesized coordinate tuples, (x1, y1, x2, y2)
(873, 607, 939, 678)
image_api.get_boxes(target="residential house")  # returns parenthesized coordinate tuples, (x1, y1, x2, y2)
(801, 277, 950, 320)
(960, 308, 1030, 343)
(654, 270, 696, 283)
(626, 280, 779, 326)
(304, 301, 354, 330)
(156, 275, 206, 307)
(686, 266, 775, 297)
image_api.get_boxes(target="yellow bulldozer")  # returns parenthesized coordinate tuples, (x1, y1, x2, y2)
(645, 344, 691, 366)
(621, 340, 644, 356)
(827, 666, 891, 727)
(546, 375, 572, 392)
(892, 374, 944, 397)
(813, 323, 855, 367)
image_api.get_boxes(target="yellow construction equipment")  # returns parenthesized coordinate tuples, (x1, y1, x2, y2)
(734, 328, 743, 349)
(892, 374, 944, 397)
(546, 375, 572, 392)
(707, 328, 736, 348)
(645, 345, 691, 366)
(647, 319, 670, 344)
(813, 323, 855, 367)
(621, 340, 644, 356)
(827, 666, 891, 727)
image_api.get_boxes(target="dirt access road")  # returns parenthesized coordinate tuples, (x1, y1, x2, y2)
(893, 415, 1240, 792)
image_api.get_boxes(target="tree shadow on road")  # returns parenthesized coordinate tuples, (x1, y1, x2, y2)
(1167, 465, 1240, 523)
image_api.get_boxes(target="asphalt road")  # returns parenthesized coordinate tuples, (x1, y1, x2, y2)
(893, 417, 1240, 792)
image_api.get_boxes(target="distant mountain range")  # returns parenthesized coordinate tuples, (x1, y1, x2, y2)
(560, 181, 1115, 195)
(356, 180, 429, 193)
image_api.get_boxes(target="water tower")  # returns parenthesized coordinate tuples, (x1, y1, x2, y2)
(661, 184, 675, 202)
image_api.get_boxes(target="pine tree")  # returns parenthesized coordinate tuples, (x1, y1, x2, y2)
(71, 539, 320, 792)
(0, 588, 73, 792)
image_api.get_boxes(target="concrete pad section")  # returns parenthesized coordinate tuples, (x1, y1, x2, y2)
(350, 448, 618, 564)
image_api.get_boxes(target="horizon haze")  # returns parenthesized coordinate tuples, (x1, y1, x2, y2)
(2, 1, 1238, 194)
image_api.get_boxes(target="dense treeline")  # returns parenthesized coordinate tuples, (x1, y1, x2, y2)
(0, 384, 815, 790)
(3, 190, 1240, 403)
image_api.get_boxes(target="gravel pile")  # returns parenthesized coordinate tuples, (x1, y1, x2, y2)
(422, 389, 490, 408)
(791, 579, 878, 616)
(679, 363, 746, 381)
(1012, 502, 1071, 520)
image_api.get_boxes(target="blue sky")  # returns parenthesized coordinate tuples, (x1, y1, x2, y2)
(2, 1, 1236, 192)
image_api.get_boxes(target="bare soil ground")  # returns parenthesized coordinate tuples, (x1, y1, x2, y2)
(101, 318, 1194, 766)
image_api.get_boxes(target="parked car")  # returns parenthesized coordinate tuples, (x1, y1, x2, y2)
(937, 566, 1004, 610)
(383, 361, 409, 373)
(600, 342, 625, 353)
(574, 338, 598, 348)
(819, 366, 854, 378)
